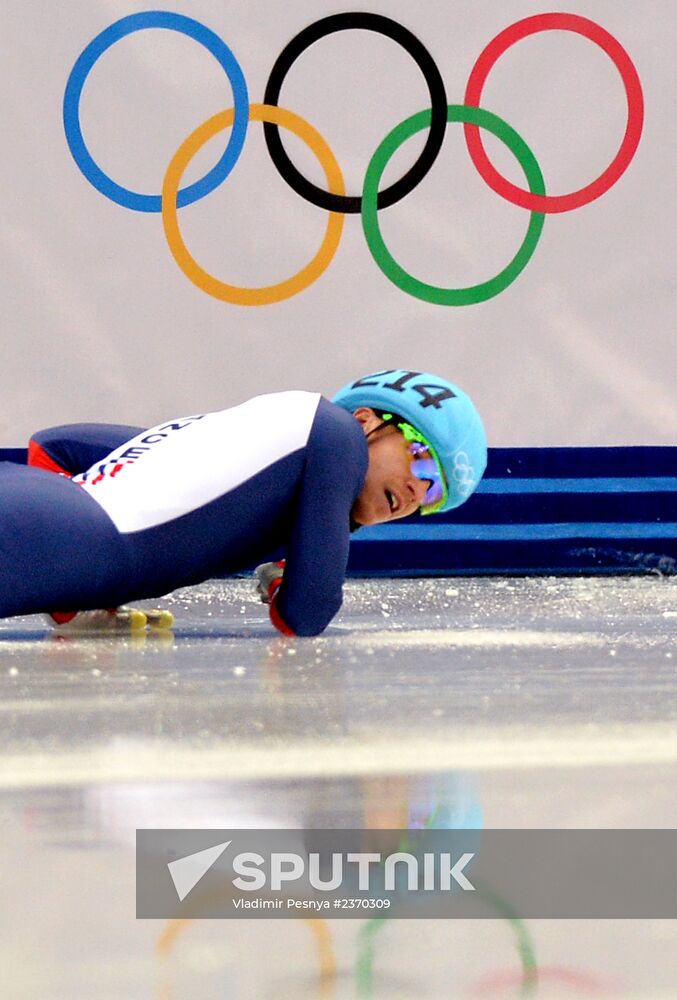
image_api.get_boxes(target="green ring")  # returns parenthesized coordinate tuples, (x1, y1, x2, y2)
(361, 104, 546, 306)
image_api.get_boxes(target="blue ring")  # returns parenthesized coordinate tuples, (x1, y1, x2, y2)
(63, 11, 249, 212)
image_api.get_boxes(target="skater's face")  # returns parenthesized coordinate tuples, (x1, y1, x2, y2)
(351, 408, 432, 526)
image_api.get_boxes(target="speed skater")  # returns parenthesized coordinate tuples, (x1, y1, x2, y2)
(0, 369, 486, 636)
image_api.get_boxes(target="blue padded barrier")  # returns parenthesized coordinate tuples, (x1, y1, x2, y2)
(0, 448, 30, 465)
(2, 445, 675, 575)
(349, 446, 677, 576)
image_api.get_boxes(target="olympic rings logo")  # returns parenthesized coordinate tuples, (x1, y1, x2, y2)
(63, 11, 644, 307)
(451, 452, 476, 496)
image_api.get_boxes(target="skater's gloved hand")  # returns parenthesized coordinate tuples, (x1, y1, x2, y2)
(255, 561, 286, 604)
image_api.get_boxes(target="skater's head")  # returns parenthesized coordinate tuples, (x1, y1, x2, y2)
(333, 369, 487, 527)
(350, 407, 436, 525)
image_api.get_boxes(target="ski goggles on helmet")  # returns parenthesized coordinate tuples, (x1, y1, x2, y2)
(378, 414, 448, 516)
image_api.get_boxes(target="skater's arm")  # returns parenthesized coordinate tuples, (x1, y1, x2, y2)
(28, 423, 145, 476)
(270, 402, 367, 637)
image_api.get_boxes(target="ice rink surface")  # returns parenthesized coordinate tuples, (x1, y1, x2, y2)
(1, 576, 676, 999)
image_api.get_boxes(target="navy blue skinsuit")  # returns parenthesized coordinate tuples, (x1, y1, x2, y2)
(0, 392, 368, 636)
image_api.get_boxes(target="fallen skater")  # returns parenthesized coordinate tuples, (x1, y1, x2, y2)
(0, 369, 486, 636)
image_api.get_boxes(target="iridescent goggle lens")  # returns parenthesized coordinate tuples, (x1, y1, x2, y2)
(406, 438, 447, 515)
(375, 414, 448, 515)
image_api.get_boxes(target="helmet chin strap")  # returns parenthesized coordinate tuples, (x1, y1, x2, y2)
(366, 424, 395, 446)
(365, 412, 398, 441)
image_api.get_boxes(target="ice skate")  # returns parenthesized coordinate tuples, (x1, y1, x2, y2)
(45, 607, 148, 632)
(143, 608, 174, 629)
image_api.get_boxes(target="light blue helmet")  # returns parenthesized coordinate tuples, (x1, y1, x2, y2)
(333, 369, 487, 514)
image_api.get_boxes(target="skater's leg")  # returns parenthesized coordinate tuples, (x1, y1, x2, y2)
(0, 464, 133, 618)
(28, 424, 145, 476)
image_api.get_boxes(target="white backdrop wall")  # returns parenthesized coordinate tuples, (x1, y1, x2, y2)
(2, 0, 675, 446)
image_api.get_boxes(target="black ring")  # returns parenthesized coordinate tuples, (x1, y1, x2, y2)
(263, 12, 448, 214)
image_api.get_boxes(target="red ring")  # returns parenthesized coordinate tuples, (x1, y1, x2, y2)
(463, 13, 644, 213)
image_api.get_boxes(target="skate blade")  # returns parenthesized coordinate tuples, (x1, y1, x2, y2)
(114, 608, 148, 630)
(49, 608, 147, 633)
(144, 608, 174, 629)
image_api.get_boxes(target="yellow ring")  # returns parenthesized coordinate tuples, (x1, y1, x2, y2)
(156, 917, 337, 999)
(162, 103, 345, 305)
